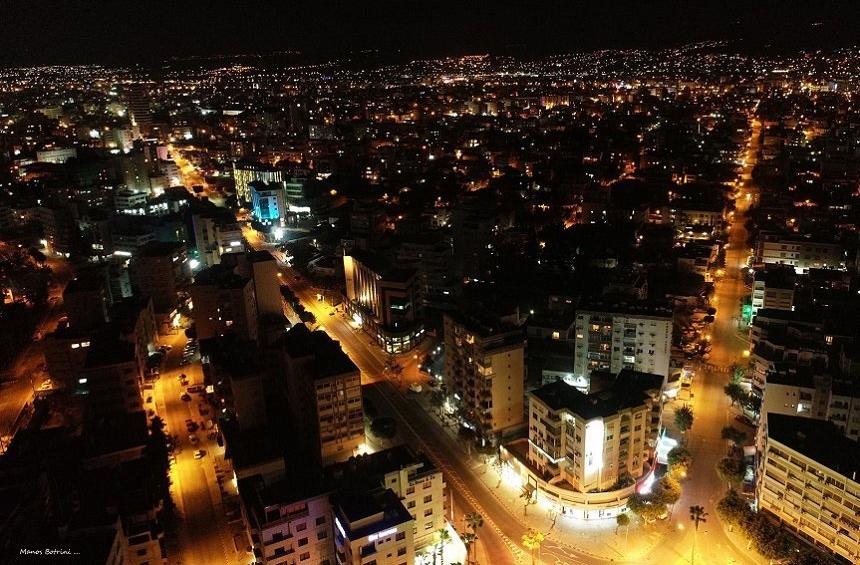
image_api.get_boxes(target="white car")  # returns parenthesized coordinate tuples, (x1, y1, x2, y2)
(408, 383, 423, 394)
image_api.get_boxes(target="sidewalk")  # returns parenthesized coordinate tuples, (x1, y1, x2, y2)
(412, 391, 671, 563)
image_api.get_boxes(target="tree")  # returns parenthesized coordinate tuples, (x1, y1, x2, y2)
(521, 529, 545, 565)
(724, 382, 747, 406)
(461, 533, 476, 565)
(716, 457, 745, 485)
(519, 484, 536, 515)
(434, 528, 451, 565)
(675, 405, 694, 438)
(667, 446, 693, 470)
(615, 512, 630, 534)
(716, 489, 748, 527)
(464, 512, 483, 564)
(655, 474, 682, 506)
(743, 394, 762, 414)
(720, 426, 747, 448)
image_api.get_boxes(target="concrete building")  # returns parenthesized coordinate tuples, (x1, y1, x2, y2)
(129, 241, 187, 319)
(190, 263, 258, 342)
(752, 266, 796, 316)
(233, 161, 284, 203)
(80, 339, 143, 417)
(192, 213, 245, 268)
(755, 236, 844, 274)
(325, 446, 445, 550)
(343, 250, 423, 354)
(125, 83, 153, 128)
(756, 413, 860, 563)
(526, 371, 664, 493)
(332, 489, 415, 565)
(250, 181, 286, 225)
(280, 324, 364, 465)
(573, 302, 673, 382)
(64, 275, 110, 331)
(36, 146, 78, 164)
(239, 476, 335, 565)
(443, 311, 525, 440)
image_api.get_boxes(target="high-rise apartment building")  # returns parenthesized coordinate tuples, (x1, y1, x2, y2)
(125, 83, 153, 128)
(280, 324, 364, 465)
(190, 263, 258, 342)
(526, 371, 664, 493)
(752, 266, 796, 316)
(443, 311, 525, 440)
(129, 241, 187, 319)
(756, 413, 860, 563)
(573, 302, 673, 382)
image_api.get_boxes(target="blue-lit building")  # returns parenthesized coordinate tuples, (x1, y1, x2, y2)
(249, 180, 286, 225)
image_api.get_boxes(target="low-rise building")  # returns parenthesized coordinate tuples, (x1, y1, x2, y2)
(333, 489, 415, 565)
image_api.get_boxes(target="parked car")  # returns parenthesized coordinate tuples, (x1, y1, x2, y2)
(188, 434, 199, 445)
(180, 392, 192, 402)
(408, 383, 423, 393)
(193, 449, 206, 460)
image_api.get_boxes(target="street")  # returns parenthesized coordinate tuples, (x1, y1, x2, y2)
(154, 331, 245, 565)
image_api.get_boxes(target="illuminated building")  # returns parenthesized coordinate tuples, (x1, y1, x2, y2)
(525, 371, 664, 493)
(443, 310, 525, 440)
(751, 266, 796, 315)
(332, 489, 415, 565)
(192, 212, 244, 267)
(250, 180, 286, 224)
(573, 302, 673, 382)
(756, 413, 860, 563)
(238, 476, 336, 565)
(190, 263, 259, 342)
(343, 250, 423, 354)
(755, 236, 845, 274)
(280, 324, 364, 465)
(326, 445, 445, 550)
(233, 161, 283, 203)
(36, 146, 77, 164)
(80, 339, 143, 416)
(125, 83, 152, 127)
(114, 189, 149, 215)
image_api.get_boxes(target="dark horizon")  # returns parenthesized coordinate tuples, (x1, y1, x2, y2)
(1, 1, 859, 68)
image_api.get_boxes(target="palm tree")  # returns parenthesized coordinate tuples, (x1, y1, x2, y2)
(519, 484, 536, 516)
(464, 512, 483, 564)
(689, 505, 708, 565)
(616, 512, 631, 544)
(435, 527, 451, 565)
(521, 528, 545, 565)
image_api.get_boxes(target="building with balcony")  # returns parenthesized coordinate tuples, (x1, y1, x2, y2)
(343, 250, 423, 354)
(129, 241, 188, 319)
(190, 263, 258, 342)
(752, 266, 796, 316)
(755, 236, 845, 274)
(280, 324, 364, 465)
(239, 475, 335, 565)
(326, 446, 445, 550)
(443, 310, 525, 441)
(525, 370, 664, 493)
(756, 413, 860, 563)
(332, 489, 415, 565)
(573, 302, 673, 382)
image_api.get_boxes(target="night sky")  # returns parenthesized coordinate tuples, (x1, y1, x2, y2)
(1, 1, 858, 67)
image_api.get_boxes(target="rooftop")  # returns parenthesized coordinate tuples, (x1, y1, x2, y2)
(281, 323, 358, 379)
(766, 413, 860, 482)
(532, 370, 663, 420)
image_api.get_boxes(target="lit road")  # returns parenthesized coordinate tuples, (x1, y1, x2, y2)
(0, 257, 73, 450)
(644, 117, 763, 565)
(168, 144, 225, 207)
(155, 331, 243, 565)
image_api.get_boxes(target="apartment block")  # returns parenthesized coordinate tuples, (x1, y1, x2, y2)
(280, 324, 364, 465)
(443, 311, 525, 440)
(751, 266, 796, 316)
(190, 263, 259, 342)
(573, 302, 673, 381)
(756, 413, 860, 563)
(333, 489, 415, 565)
(526, 370, 664, 493)
(755, 236, 844, 274)
(325, 446, 445, 549)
